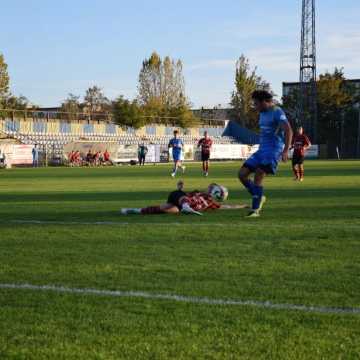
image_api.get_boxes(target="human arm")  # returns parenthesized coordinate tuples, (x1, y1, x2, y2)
(290, 134, 295, 150)
(281, 121, 293, 162)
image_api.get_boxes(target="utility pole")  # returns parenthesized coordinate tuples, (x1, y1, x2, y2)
(299, 0, 318, 142)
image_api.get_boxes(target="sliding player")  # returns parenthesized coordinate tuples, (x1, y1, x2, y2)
(168, 130, 185, 177)
(120, 181, 243, 216)
(238, 90, 293, 217)
(291, 126, 311, 181)
(197, 131, 213, 176)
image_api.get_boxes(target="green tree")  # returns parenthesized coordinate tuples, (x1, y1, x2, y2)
(60, 93, 81, 120)
(230, 55, 271, 130)
(0, 53, 31, 119)
(0, 53, 10, 99)
(282, 68, 359, 151)
(316, 68, 358, 153)
(112, 96, 144, 129)
(137, 52, 197, 127)
(168, 96, 198, 128)
(84, 86, 111, 119)
(138, 52, 162, 105)
(0, 94, 28, 118)
(1, 95, 28, 109)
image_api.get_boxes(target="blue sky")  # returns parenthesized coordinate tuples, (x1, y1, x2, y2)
(1, 0, 359, 108)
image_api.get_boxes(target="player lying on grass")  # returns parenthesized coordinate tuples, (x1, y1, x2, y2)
(121, 181, 247, 216)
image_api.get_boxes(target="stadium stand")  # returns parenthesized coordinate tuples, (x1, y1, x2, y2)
(0, 112, 246, 160)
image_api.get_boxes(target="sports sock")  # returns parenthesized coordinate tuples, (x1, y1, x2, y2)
(300, 167, 304, 178)
(252, 185, 263, 211)
(141, 206, 163, 215)
(243, 179, 256, 196)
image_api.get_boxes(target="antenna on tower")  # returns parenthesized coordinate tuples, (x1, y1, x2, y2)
(299, 0, 317, 141)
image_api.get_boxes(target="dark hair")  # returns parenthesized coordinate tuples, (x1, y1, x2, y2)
(174, 130, 179, 134)
(252, 90, 273, 102)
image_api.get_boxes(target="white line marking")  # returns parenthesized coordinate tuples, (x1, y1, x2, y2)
(0, 283, 359, 315)
(2, 219, 360, 229)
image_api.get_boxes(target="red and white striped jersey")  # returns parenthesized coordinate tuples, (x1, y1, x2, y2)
(180, 192, 220, 212)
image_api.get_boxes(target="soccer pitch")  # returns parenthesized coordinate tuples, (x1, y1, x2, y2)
(0, 161, 360, 359)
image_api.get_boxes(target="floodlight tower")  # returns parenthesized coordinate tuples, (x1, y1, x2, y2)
(299, 0, 317, 141)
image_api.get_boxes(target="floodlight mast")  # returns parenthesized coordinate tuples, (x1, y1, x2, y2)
(299, 0, 318, 141)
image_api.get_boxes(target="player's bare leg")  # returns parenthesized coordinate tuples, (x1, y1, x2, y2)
(293, 164, 300, 180)
(239, 166, 258, 192)
(180, 160, 186, 174)
(204, 160, 209, 176)
(238, 166, 252, 186)
(122, 180, 184, 215)
(171, 161, 180, 177)
(299, 164, 305, 181)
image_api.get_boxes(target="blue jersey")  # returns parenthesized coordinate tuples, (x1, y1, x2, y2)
(259, 107, 288, 154)
(169, 138, 183, 154)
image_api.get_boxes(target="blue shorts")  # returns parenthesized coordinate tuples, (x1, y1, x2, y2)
(173, 151, 182, 162)
(243, 150, 282, 175)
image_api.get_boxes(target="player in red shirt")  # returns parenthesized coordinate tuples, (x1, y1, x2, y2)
(120, 181, 246, 216)
(197, 131, 213, 176)
(103, 149, 110, 164)
(291, 126, 311, 181)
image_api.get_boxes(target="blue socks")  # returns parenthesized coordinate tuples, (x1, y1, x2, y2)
(243, 180, 256, 196)
(252, 185, 263, 211)
(243, 180, 264, 211)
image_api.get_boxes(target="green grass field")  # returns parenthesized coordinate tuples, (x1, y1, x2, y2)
(0, 161, 360, 359)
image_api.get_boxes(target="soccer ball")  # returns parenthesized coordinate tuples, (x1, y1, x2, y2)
(208, 183, 229, 202)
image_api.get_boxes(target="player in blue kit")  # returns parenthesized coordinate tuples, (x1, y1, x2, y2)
(168, 130, 186, 177)
(239, 90, 293, 217)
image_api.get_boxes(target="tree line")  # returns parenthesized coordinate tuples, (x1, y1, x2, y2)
(1, 50, 359, 139)
(0, 51, 198, 128)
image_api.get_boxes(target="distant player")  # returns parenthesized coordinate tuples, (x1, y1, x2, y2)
(291, 126, 311, 181)
(32, 144, 39, 167)
(120, 181, 245, 216)
(238, 90, 293, 217)
(168, 130, 185, 177)
(197, 131, 213, 176)
(138, 143, 148, 166)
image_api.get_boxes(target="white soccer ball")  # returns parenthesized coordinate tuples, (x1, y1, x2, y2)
(208, 183, 229, 202)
